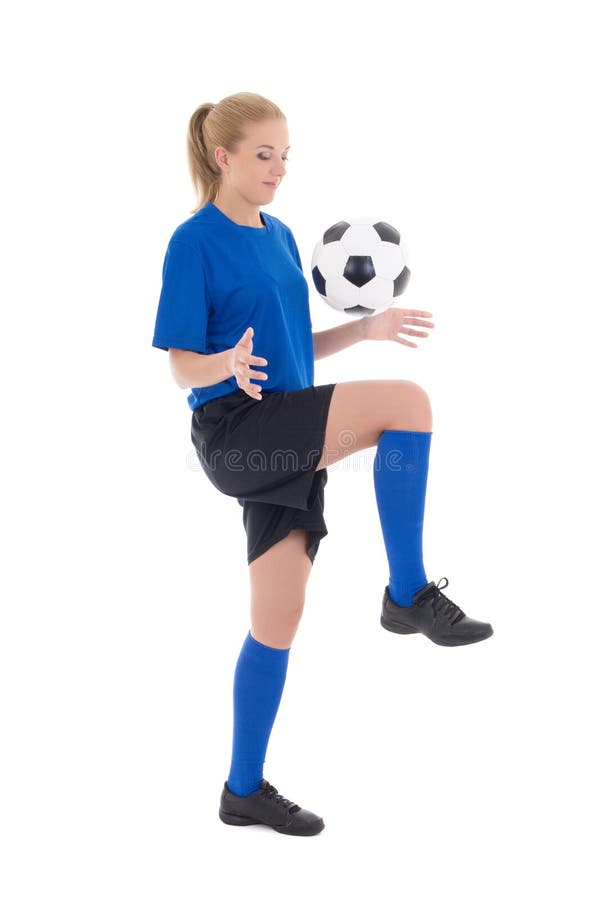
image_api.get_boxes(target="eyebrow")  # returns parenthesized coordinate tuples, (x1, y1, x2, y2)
(255, 144, 291, 150)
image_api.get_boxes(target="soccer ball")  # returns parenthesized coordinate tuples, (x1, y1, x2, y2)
(310, 216, 411, 316)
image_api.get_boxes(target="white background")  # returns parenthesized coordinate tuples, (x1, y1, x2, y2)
(1, 0, 599, 897)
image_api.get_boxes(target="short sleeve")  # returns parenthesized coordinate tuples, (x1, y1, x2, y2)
(151, 239, 209, 352)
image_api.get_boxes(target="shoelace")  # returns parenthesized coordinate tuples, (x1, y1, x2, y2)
(414, 577, 465, 625)
(259, 780, 300, 814)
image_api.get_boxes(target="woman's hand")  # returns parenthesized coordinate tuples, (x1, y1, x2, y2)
(362, 306, 434, 348)
(228, 326, 268, 400)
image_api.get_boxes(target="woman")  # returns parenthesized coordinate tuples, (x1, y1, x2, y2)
(152, 92, 493, 838)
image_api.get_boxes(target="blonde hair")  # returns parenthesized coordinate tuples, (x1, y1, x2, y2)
(186, 92, 286, 214)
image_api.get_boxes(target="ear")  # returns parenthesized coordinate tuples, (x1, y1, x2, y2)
(214, 147, 229, 171)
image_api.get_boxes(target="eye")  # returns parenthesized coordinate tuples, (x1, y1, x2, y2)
(258, 153, 289, 161)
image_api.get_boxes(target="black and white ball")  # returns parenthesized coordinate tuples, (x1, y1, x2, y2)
(310, 216, 411, 316)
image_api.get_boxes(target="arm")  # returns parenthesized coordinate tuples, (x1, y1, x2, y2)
(312, 318, 366, 361)
(169, 347, 233, 390)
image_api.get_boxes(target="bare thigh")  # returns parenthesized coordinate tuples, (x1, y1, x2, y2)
(315, 379, 432, 471)
(248, 528, 313, 649)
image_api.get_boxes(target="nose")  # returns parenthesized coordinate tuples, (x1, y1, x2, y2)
(270, 162, 286, 178)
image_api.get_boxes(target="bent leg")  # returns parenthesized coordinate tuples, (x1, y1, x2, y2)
(315, 379, 432, 471)
(373, 429, 432, 604)
(314, 380, 434, 607)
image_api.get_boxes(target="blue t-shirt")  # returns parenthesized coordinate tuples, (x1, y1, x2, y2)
(152, 201, 314, 411)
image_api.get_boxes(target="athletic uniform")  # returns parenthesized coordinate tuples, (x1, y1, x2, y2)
(152, 200, 336, 564)
(151, 199, 492, 823)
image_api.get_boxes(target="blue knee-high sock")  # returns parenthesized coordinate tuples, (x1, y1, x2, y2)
(373, 429, 432, 606)
(226, 630, 290, 797)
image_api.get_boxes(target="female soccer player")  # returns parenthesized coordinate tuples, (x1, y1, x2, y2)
(152, 92, 493, 837)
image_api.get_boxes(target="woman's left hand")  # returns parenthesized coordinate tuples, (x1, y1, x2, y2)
(362, 306, 435, 348)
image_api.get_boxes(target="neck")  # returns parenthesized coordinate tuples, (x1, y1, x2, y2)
(212, 194, 263, 228)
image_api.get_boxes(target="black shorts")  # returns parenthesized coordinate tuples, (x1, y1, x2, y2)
(190, 383, 337, 565)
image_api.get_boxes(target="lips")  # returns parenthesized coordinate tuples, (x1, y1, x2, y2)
(263, 182, 277, 187)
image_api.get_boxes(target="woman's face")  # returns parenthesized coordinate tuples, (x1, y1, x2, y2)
(215, 118, 290, 206)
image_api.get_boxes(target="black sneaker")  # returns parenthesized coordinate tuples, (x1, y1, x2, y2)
(380, 577, 493, 646)
(219, 778, 325, 836)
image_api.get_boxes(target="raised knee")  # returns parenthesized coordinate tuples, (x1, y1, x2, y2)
(413, 383, 432, 415)
(388, 381, 432, 431)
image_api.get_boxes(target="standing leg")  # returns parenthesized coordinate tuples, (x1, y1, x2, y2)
(226, 529, 311, 797)
(219, 529, 325, 835)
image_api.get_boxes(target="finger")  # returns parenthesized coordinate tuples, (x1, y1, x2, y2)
(245, 363, 268, 378)
(393, 336, 418, 348)
(399, 328, 429, 337)
(402, 318, 435, 328)
(246, 371, 264, 388)
(245, 356, 269, 378)
(395, 310, 433, 319)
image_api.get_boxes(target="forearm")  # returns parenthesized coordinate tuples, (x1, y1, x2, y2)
(312, 318, 365, 361)
(170, 348, 233, 390)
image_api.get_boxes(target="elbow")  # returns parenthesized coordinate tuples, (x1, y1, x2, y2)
(169, 362, 183, 389)
(172, 367, 189, 390)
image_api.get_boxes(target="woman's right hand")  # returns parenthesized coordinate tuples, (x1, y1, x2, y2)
(228, 327, 268, 400)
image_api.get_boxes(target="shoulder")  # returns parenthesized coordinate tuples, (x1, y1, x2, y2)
(168, 210, 212, 249)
